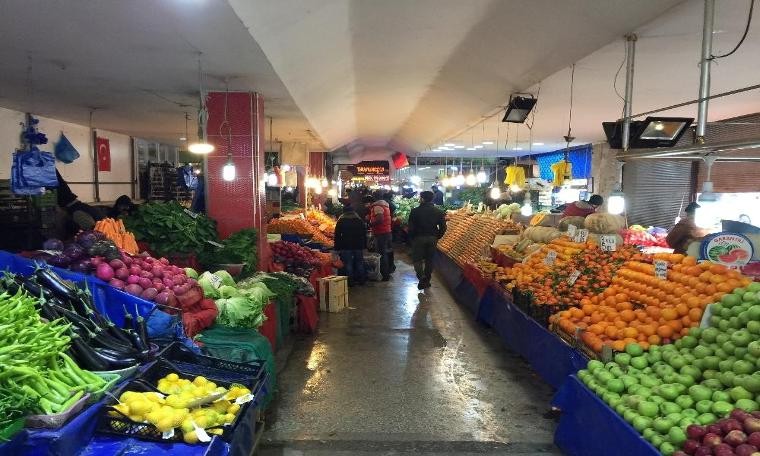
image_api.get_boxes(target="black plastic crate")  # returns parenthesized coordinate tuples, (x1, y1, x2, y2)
(158, 343, 266, 386)
(95, 373, 255, 445)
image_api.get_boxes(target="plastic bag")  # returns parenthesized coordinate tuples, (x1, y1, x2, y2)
(54, 133, 80, 163)
(11, 147, 58, 195)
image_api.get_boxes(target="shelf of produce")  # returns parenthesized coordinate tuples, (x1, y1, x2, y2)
(552, 375, 659, 456)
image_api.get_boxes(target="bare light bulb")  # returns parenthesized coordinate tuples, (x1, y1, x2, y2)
(222, 160, 236, 181)
(188, 142, 214, 154)
(489, 186, 501, 199)
(520, 202, 533, 216)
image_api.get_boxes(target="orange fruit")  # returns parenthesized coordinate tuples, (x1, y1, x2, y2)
(675, 303, 689, 317)
(648, 334, 661, 345)
(657, 325, 674, 338)
(612, 340, 626, 352)
(661, 308, 679, 321)
(688, 308, 703, 322)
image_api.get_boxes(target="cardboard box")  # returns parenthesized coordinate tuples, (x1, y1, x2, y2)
(318, 275, 348, 312)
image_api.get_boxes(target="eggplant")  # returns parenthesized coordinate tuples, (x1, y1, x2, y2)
(126, 328, 148, 352)
(35, 269, 78, 301)
(92, 348, 138, 369)
(135, 305, 150, 348)
(69, 335, 109, 371)
(106, 322, 135, 347)
(122, 305, 134, 331)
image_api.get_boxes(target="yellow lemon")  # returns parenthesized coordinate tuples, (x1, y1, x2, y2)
(183, 430, 199, 444)
(194, 415, 210, 429)
(155, 417, 175, 433)
(119, 391, 139, 402)
(193, 376, 208, 387)
(212, 400, 230, 413)
(208, 428, 223, 435)
(113, 403, 130, 416)
(180, 418, 194, 434)
(145, 411, 161, 424)
(128, 414, 144, 423)
(166, 373, 180, 382)
(223, 413, 235, 424)
(227, 404, 240, 415)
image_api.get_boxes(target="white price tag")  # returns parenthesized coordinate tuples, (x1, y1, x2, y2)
(544, 250, 557, 266)
(208, 274, 223, 289)
(39, 249, 62, 255)
(235, 393, 254, 405)
(654, 260, 668, 280)
(206, 240, 224, 248)
(184, 208, 199, 219)
(192, 422, 212, 443)
(600, 235, 617, 252)
(567, 269, 581, 285)
(299, 213, 306, 220)
(162, 428, 175, 440)
(566, 224, 578, 238)
(574, 229, 589, 243)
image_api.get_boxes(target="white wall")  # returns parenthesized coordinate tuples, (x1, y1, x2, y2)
(0, 106, 132, 203)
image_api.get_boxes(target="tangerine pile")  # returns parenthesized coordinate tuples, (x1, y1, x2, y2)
(499, 237, 586, 291)
(552, 254, 752, 353)
(438, 212, 521, 266)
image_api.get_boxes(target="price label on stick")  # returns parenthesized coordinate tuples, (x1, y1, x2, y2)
(184, 208, 199, 219)
(654, 260, 668, 280)
(544, 250, 557, 266)
(209, 274, 223, 289)
(567, 269, 581, 285)
(235, 393, 254, 405)
(574, 229, 589, 243)
(600, 235, 617, 252)
(566, 224, 578, 238)
(206, 240, 224, 248)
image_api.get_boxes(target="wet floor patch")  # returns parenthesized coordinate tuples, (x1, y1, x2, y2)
(261, 253, 560, 455)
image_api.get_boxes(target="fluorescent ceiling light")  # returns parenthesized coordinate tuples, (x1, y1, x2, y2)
(466, 147, 476, 151)
(533, 142, 544, 146)
(482, 141, 494, 145)
(473, 145, 483, 149)
(454, 145, 465, 149)
(444, 143, 455, 147)
(513, 147, 523, 151)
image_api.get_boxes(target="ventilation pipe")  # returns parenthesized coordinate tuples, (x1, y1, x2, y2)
(696, 0, 715, 143)
(621, 34, 637, 151)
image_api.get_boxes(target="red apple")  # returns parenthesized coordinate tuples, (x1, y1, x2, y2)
(672, 452, 690, 456)
(748, 432, 760, 447)
(689, 425, 709, 440)
(683, 439, 701, 455)
(733, 410, 753, 421)
(694, 447, 714, 456)
(725, 430, 748, 447)
(713, 443, 734, 456)
(722, 419, 744, 434)
(709, 425, 724, 436)
(704, 433, 724, 447)
(744, 418, 760, 434)
(734, 443, 758, 456)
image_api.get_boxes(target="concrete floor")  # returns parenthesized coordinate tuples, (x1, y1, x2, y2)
(258, 255, 561, 455)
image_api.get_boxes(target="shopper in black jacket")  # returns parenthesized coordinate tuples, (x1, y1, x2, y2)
(334, 206, 368, 286)
(408, 191, 447, 290)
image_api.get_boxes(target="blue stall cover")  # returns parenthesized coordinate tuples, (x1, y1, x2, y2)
(486, 287, 588, 388)
(553, 376, 659, 456)
(433, 251, 464, 291)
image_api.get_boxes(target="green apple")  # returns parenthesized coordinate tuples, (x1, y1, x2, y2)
(628, 384, 642, 394)
(596, 371, 613, 383)
(748, 319, 760, 335)
(660, 401, 682, 415)
(681, 408, 699, 418)
(667, 426, 687, 446)
(694, 399, 712, 413)
(621, 375, 639, 389)
(702, 379, 723, 390)
(712, 390, 731, 403)
(623, 409, 637, 423)
(640, 376, 659, 388)
(712, 401, 733, 415)
(675, 395, 695, 410)
(637, 387, 652, 398)
(626, 343, 644, 357)
(656, 384, 679, 401)
(747, 282, 760, 293)
(748, 304, 760, 320)
(734, 359, 755, 375)
(632, 415, 652, 432)
(626, 395, 643, 408)
(650, 435, 664, 448)
(630, 356, 648, 370)
(717, 371, 736, 388)
(703, 356, 721, 370)
(679, 416, 697, 428)
(722, 294, 741, 307)
(718, 359, 736, 373)
(701, 328, 719, 344)
(743, 291, 758, 303)
(668, 356, 687, 370)
(719, 320, 731, 331)
(720, 305, 733, 317)
(642, 428, 657, 440)
(651, 395, 666, 405)
(587, 360, 604, 372)
(703, 370, 719, 380)
(680, 365, 701, 381)
(739, 310, 752, 326)
(716, 334, 730, 345)
(682, 353, 697, 365)
(733, 304, 749, 316)
(610, 367, 625, 378)
(638, 401, 659, 418)
(734, 398, 759, 412)
(615, 403, 627, 414)
(740, 373, 760, 393)
(722, 341, 738, 355)
(652, 417, 673, 434)
(614, 353, 631, 366)
(731, 330, 753, 347)
(606, 379, 625, 394)
(697, 412, 717, 424)
(659, 442, 675, 456)
(730, 386, 753, 401)
(647, 351, 662, 364)
(689, 385, 713, 402)
(735, 347, 749, 359)
(680, 335, 698, 349)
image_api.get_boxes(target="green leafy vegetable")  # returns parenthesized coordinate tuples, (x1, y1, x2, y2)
(198, 228, 258, 278)
(124, 201, 218, 256)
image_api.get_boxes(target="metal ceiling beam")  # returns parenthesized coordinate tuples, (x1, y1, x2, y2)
(616, 138, 760, 160)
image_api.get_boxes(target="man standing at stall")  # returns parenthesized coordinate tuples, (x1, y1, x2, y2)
(666, 202, 705, 254)
(408, 191, 447, 290)
(369, 192, 393, 281)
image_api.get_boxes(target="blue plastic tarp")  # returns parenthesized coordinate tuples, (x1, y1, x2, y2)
(433, 251, 463, 291)
(552, 375, 659, 456)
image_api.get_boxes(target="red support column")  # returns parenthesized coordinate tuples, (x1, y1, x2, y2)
(206, 91, 271, 271)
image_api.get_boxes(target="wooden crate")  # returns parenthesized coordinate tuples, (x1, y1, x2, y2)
(318, 275, 348, 312)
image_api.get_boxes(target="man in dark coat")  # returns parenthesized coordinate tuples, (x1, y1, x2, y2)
(334, 205, 368, 286)
(408, 191, 447, 289)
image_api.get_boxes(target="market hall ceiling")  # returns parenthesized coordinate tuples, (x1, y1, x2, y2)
(228, 0, 684, 153)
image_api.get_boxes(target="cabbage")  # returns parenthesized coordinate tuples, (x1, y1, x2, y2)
(212, 270, 235, 286)
(184, 267, 199, 279)
(198, 270, 235, 298)
(215, 283, 274, 329)
(218, 285, 241, 299)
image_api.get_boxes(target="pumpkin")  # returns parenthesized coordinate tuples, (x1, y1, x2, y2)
(557, 216, 585, 232)
(584, 213, 626, 234)
(523, 226, 561, 243)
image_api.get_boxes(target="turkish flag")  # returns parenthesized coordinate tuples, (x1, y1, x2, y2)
(96, 137, 111, 172)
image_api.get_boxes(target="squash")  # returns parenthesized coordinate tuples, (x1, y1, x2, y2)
(557, 216, 585, 232)
(523, 226, 561, 243)
(584, 213, 626, 234)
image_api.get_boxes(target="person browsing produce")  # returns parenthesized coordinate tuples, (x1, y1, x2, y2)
(562, 194, 603, 217)
(334, 205, 368, 286)
(666, 202, 706, 254)
(431, 185, 444, 206)
(408, 190, 447, 290)
(368, 192, 393, 281)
